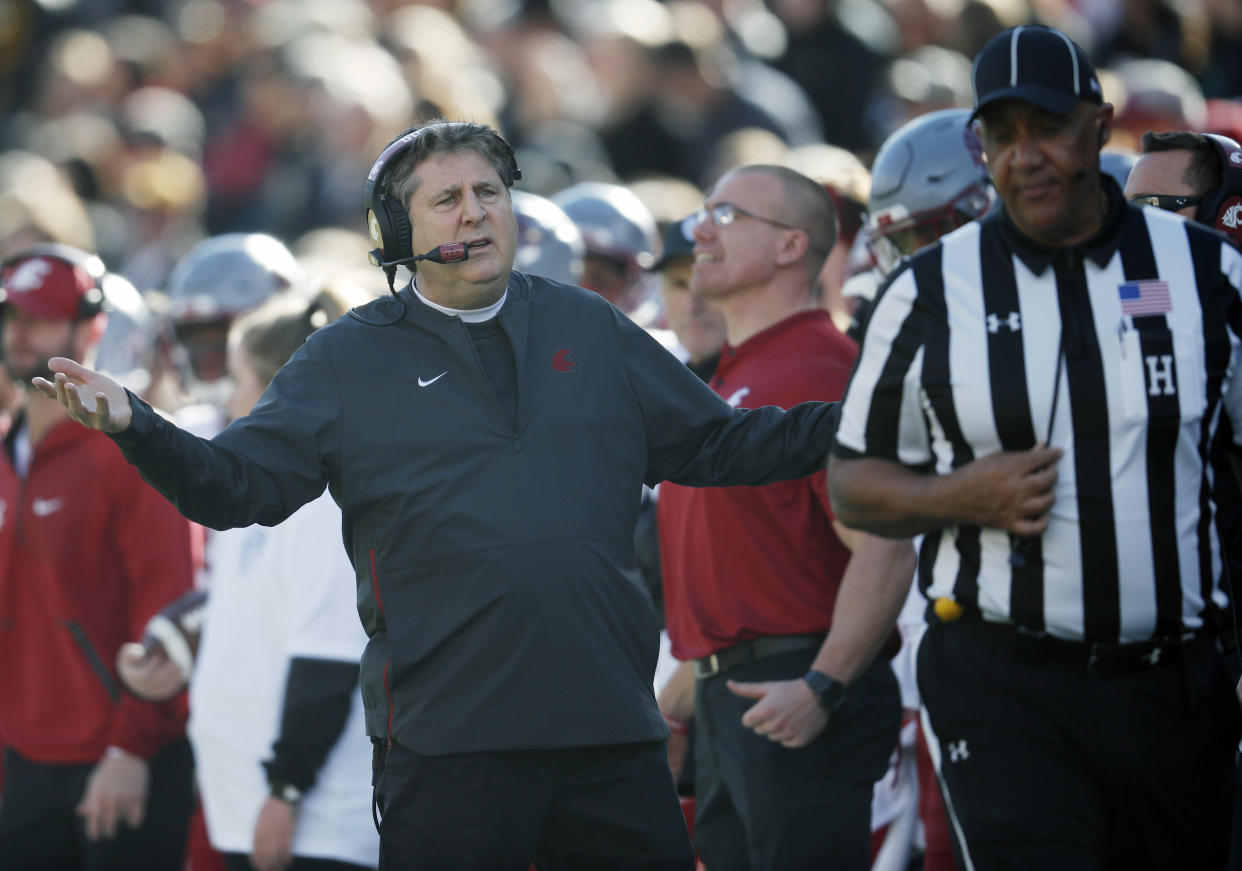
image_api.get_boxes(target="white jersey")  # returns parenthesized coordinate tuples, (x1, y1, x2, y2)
(189, 490, 378, 867)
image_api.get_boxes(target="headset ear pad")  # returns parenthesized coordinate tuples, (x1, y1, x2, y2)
(1198, 134, 1242, 243)
(374, 192, 414, 264)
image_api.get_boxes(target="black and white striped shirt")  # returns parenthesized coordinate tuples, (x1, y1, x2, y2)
(834, 187, 1242, 643)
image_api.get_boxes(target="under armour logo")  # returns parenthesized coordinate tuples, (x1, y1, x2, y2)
(947, 740, 970, 762)
(986, 311, 1021, 333)
(1223, 203, 1242, 230)
(552, 348, 576, 373)
(1144, 354, 1176, 396)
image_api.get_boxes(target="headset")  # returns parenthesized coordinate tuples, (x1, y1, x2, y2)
(363, 121, 521, 274)
(1197, 133, 1242, 244)
(0, 243, 107, 319)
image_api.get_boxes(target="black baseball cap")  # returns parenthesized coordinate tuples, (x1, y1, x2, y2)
(649, 217, 697, 271)
(970, 26, 1103, 123)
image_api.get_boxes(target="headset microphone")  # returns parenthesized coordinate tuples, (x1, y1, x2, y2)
(352, 243, 474, 327)
(368, 242, 470, 270)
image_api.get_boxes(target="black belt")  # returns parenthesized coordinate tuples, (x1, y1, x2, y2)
(692, 633, 824, 680)
(954, 619, 1207, 678)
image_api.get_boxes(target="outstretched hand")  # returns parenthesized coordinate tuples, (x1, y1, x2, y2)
(31, 357, 131, 432)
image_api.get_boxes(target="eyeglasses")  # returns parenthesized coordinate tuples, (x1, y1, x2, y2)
(1128, 194, 1203, 212)
(685, 202, 798, 234)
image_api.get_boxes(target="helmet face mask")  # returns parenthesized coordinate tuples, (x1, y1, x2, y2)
(869, 186, 991, 273)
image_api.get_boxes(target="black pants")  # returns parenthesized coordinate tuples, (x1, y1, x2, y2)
(692, 650, 902, 871)
(0, 738, 195, 871)
(223, 852, 374, 871)
(373, 739, 693, 871)
(918, 620, 1242, 871)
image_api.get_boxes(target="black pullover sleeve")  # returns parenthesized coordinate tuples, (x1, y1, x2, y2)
(262, 657, 361, 793)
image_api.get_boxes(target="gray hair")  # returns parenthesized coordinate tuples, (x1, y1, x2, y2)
(379, 121, 519, 209)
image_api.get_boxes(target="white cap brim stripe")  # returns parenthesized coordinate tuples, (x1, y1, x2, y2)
(1053, 29, 1080, 95)
(1010, 26, 1025, 87)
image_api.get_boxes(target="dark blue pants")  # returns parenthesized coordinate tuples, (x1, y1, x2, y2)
(692, 651, 902, 871)
(374, 740, 693, 871)
(919, 620, 1241, 871)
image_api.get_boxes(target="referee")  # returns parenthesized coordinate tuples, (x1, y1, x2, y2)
(829, 25, 1242, 870)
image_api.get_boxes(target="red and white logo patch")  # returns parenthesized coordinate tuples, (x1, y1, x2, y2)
(1217, 197, 1242, 233)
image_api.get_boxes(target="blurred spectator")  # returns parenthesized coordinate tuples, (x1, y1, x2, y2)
(771, 0, 893, 153)
(649, 32, 791, 186)
(0, 151, 96, 258)
(1109, 58, 1209, 150)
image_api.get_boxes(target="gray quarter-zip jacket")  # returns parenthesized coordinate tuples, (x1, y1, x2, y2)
(112, 273, 838, 754)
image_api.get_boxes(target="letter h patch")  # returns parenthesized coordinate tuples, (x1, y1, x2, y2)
(1134, 325, 1180, 422)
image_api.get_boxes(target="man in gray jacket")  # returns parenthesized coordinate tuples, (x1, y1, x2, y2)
(37, 121, 838, 871)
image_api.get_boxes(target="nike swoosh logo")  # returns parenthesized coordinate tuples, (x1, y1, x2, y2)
(32, 498, 63, 517)
(418, 372, 447, 388)
(724, 387, 751, 408)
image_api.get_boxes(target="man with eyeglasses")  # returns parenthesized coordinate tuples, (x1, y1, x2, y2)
(657, 164, 911, 871)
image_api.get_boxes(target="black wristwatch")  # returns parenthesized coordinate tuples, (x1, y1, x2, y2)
(269, 781, 304, 805)
(803, 669, 847, 713)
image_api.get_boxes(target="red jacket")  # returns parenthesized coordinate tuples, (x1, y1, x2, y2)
(659, 310, 856, 660)
(0, 416, 198, 763)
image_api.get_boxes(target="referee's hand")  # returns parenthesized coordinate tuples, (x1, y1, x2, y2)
(959, 444, 1062, 535)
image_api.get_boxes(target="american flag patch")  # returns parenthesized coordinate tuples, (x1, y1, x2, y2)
(1118, 279, 1172, 316)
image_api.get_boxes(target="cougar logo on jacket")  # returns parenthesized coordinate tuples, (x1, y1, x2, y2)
(552, 348, 576, 373)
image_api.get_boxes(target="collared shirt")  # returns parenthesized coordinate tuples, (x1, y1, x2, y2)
(834, 178, 1242, 643)
(660, 309, 855, 659)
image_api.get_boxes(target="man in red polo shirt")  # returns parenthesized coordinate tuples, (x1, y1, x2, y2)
(658, 164, 914, 871)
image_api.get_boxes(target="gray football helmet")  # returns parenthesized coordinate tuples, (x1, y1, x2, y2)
(550, 182, 658, 275)
(510, 190, 586, 286)
(867, 109, 993, 274)
(166, 233, 303, 325)
(164, 233, 304, 407)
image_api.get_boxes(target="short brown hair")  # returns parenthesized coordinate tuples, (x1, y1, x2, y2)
(1139, 130, 1223, 194)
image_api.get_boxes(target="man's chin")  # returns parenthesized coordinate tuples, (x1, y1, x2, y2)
(4, 363, 48, 387)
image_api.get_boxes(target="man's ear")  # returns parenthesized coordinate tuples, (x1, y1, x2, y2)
(774, 229, 810, 268)
(1096, 103, 1115, 150)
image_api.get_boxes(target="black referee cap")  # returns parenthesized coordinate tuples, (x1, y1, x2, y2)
(970, 26, 1103, 123)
